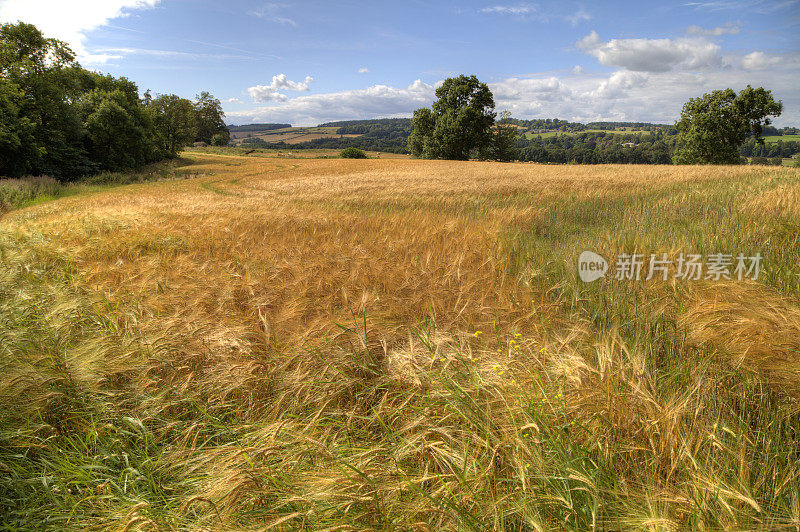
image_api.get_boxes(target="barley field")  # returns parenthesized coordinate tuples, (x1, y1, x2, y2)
(2, 154, 800, 530)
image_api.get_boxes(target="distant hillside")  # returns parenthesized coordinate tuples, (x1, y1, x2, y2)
(319, 118, 413, 129)
(227, 123, 292, 132)
(227, 117, 800, 161)
(237, 118, 413, 153)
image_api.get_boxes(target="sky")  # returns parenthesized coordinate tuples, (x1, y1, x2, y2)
(0, 0, 798, 126)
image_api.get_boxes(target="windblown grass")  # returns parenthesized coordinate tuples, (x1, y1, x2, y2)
(1, 154, 799, 530)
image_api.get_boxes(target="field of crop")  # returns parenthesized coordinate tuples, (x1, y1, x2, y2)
(229, 126, 354, 146)
(2, 155, 800, 529)
(186, 146, 410, 159)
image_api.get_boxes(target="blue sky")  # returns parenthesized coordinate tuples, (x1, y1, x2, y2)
(1, 0, 798, 125)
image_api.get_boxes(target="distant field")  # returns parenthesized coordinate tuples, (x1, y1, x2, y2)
(525, 128, 653, 139)
(186, 146, 409, 158)
(764, 134, 800, 143)
(229, 125, 351, 145)
(2, 156, 799, 529)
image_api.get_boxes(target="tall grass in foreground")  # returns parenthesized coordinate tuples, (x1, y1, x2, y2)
(1, 157, 799, 530)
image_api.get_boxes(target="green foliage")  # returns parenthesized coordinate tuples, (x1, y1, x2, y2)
(340, 147, 367, 159)
(675, 86, 782, 165)
(409, 75, 496, 160)
(492, 110, 519, 162)
(194, 91, 229, 145)
(146, 94, 197, 159)
(0, 22, 229, 179)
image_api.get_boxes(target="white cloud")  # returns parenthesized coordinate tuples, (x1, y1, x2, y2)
(0, 0, 160, 64)
(572, 65, 584, 74)
(577, 30, 722, 72)
(686, 24, 740, 36)
(230, 79, 435, 126)
(229, 50, 800, 127)
(565, 7, 591, 26)
(589, 70, 648, 99)
(740, 51, 781, 70)
(358, 67, 370, 74)
(491, 76, 573, 102)
(224, 97, 242, 104)
(247, 74, 314, 103)
(479, 3, 591, 23)
(479, 3, 537, 15)
(684, 0, 798, 14)
(250, 3, 296, 26)
(93, 47, 253, 61)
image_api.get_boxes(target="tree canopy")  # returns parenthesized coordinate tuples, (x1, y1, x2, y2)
(0, 22, 229, 179)
(674, 86, 782, 165)
(408, 75, 496, 160)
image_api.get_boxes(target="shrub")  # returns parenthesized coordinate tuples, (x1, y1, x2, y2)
(340, 147, 367, 159)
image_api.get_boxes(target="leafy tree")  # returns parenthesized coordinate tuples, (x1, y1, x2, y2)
(194, 91, 229, 145)
(79, 74, 154, 171)
(674, 86, 782, 165)
(0, 77, 37, 177)
(0, 22, 228, 178)
(493, 110, 519, 162)
(0, 22, 92, 177)
(408, 75, 496, 160)
(147, 94, 198, 158)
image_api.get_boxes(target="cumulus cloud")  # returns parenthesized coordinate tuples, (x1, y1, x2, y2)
(491, 76, 573, 102)
(247, 74, 314, 103)
(572, 65, 584, 74)
(686, 24, 740, 36)
(0, 0, 160, 63)
(589, 70, 648, 98)
(229, 48, 799, 127)
(740, 51, 781, 70)
(577, 30, 722, 72)
(230, 79, 435, 125)
(224, 97, 242, 104)
(358, 67, 370, 74)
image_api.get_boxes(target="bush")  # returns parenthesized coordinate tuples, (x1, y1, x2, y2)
(340, 147, 367, 159)
(211, 133, 229, 146)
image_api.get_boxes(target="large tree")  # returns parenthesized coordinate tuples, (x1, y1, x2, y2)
(147, 94, 198, 158)
(194, 91, 229, 146)
(408, 75, 496, 160)
(674, 86, 782, 165)
(80, 74, 155, 172)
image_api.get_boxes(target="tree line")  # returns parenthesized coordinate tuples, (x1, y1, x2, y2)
(407, 75, 785, 165)
(0, 23, 229, 180)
